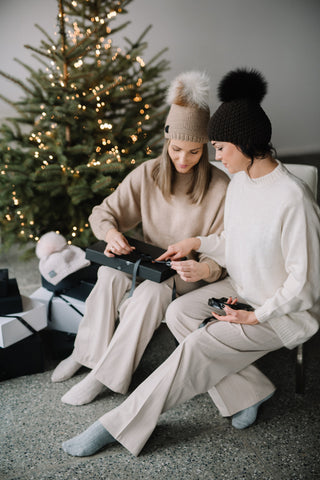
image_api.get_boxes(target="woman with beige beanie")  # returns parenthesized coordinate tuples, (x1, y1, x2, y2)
(50, 71, 229, 406)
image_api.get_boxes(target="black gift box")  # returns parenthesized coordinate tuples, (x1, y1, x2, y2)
(0, 279, 23, 315)
(41, 329, 76, 361)
(86, 237, 175, 283)
(63, 280, 95, 302)
(41, 263, 98, 294)
(0, 269, 9, 297)
(0, 333, 45, 381)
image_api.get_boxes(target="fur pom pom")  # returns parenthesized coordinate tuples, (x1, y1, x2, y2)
(167, 71, 210, 110)
(36, 231, 67, 259)
(218, 68, 268, 104)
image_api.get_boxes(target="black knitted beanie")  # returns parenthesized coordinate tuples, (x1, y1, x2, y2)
(208, 68, 272, 147)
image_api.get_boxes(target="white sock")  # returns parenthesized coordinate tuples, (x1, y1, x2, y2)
(61, 371, 105, 405)
(232, 392, 274, 429)
(51, 355, 82, 383)
(62, 420, 115, 456)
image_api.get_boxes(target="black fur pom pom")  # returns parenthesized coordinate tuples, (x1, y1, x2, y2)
(218, 68, 268, 104)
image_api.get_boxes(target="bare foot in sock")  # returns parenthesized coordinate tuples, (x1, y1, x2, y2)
(62, 420, 116, 456)
(51, 355, 82, 383)
(61, 371, 105, 405)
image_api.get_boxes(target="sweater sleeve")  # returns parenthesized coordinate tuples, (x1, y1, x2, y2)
(255, 196, 320, 323)
(88, 164, 143, 241)
(197, 232, 227, 268)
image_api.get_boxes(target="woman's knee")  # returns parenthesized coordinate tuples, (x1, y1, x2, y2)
(165, 297, 186, 332)
(97, 265, 127, 284)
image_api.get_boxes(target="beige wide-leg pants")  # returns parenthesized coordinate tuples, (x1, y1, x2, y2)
(99, 277, 282, 457)
(73, 265, 203, 394)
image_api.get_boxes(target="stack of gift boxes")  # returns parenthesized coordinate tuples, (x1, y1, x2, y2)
(0, 268, 47, 380)
(30, 268, 97, 334)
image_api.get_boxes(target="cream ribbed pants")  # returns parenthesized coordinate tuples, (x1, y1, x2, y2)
(99, 277, 282, 456)
(73, 265, 203, 394)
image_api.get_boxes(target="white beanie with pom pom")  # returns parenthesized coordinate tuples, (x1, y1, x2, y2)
(36, 231, 90, 285)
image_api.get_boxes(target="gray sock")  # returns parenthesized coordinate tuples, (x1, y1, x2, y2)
(232, 392, 274, 430)
(62, 420, 115, 456)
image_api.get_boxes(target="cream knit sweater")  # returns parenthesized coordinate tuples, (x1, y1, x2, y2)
(198, 161, 320, 348)
(89, 157, 230, 283)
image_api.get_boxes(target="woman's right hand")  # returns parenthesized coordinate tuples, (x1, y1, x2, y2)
(104, 229, 135, 257)
(155, 237, 201, 262)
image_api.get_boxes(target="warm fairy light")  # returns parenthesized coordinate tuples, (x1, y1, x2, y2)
(134, 95, 142, 102)
(136, 56, 145, 67)
(131, 159, 136, 164)
(107, 11, 117, 19)
(74, 59, 83, 68)
(131, 135, 138, 143)
(100, 122, 112, 130)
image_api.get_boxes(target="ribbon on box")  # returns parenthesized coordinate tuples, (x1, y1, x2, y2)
(4, 314, 38, 335)
(127, 253, 176, 300)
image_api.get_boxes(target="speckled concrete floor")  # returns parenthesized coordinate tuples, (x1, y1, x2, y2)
(1, 245, 320, 480)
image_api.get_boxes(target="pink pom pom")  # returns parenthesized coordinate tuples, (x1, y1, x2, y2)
(36, 231, 67, 259)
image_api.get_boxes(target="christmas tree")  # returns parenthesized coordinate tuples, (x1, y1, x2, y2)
(0, 0, 169, 251)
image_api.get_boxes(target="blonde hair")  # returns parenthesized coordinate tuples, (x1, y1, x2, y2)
(151, 140, 212, 204)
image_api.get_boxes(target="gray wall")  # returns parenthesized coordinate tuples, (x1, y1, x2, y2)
(0, 0, 319, 156)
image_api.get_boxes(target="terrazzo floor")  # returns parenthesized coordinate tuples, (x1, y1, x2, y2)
(1, 244, 320, 480)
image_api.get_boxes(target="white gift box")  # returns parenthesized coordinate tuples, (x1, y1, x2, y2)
(30, 287, 85, 334)
(0, 296, 47, 348)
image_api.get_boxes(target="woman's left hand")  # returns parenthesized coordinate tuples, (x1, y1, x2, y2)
(170, 260, 210, 282)
(213, 305, 259, 325)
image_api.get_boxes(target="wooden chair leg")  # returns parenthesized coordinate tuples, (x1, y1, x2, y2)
(295, 343, 305, 394)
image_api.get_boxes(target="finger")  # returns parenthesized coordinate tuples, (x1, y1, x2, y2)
(155, 251, 171, 261)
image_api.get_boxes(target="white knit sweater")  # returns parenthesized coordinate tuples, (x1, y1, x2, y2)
(198, 161, 320, 348)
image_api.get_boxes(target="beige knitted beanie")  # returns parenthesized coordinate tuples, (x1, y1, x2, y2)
(164, 71, 210, 144)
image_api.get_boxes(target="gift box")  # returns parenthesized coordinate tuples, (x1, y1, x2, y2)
(0, 278, 23, 315)
(0, 296, 47, 348)
(85, 237, 176, 283)
(0, 269, 9, 297)
(0, 333, 45, 381)
(30, 287, 87, 334)
(40, 263, 98, 294)
(41, 329, 76, 361)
